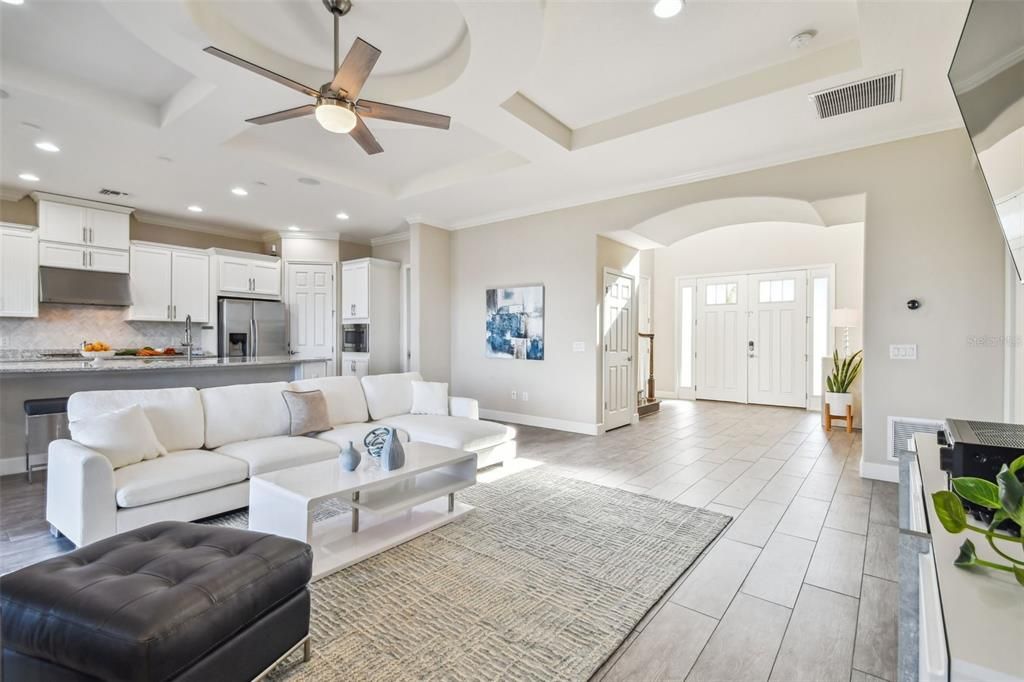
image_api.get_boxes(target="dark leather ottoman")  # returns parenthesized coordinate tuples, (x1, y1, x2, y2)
(1, 521, 313, 682)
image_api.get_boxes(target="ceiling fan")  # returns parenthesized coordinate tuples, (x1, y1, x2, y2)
(203, 0, 451, 155)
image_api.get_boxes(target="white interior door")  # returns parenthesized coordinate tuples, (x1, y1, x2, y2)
(287, 263, 336, 373)
(696, 276, 747, 403)
(747, 271, 808, 408)
(603, 271, 634, 430)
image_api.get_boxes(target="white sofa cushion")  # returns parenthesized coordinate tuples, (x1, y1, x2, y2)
(411, 381, 449, 416)
(69, 405, 167, 469)
(200, 381, 291, 449)
(360, 372, 422, 420)
(215, 436, 339, 476)
(113, 450, 248, 508)
(67, 387, 205, 453)
(377, 414, 515, 453)
(316, 423, 411, 450)
(290, 376, 369, 425)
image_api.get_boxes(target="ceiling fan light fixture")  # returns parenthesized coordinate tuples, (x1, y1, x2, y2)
(653, 0, 683, 18)
(315, 101, 357, 134)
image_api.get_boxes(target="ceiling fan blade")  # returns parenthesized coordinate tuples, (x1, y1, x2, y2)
(329, 38, 381, 100)
(246, 104, 317, 125)
(349, 115, 383, 155)
(356, 100, 451, 130)
(204, 46, 319, 98)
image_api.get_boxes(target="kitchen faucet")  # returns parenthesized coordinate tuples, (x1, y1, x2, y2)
(183, 314, 193, 363)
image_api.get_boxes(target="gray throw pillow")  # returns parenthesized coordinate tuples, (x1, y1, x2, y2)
(282, 389, 332, 436)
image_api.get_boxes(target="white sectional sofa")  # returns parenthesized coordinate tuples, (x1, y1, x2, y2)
(46, 372, 515, 546)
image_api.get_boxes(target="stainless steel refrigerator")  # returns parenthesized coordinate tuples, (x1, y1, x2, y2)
(218, 298, 287, 358)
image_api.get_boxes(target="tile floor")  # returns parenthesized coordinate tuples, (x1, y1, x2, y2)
(0, 399, 898, 682)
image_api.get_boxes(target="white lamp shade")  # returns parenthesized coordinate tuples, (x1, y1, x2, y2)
(832, 308, 860, 328)
(315, 103, 357, 134)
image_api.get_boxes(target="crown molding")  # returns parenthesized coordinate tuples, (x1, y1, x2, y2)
(133, 211, 265, 242)
(446, 118, 964, 231)
(370, 231, 410, 246)
(278, 230, 353, 241)
(30, 191, 133, 214)
(0, 187, 27, 202)
(954, 44, 1024, 94)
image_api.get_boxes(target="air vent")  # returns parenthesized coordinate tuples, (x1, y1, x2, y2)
(98, 188, 129, 197)
(887, 415, 943, 462)
(810, 70, 903, 119)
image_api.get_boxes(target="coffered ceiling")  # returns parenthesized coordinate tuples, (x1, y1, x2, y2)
(0, 0, 970, 241)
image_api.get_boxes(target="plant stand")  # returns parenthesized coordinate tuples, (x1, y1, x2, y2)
(824, 402, 853, 433)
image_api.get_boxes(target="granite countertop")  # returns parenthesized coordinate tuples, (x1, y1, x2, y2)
(0, 355, 330, 375)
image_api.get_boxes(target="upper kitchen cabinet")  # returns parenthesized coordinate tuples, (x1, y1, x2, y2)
(341, 259, 371, 321)
(128, 243, 210, 322)
(0, 223, 39, 318)
(210, 249, 281, 300)
(35, 194, 131, 250)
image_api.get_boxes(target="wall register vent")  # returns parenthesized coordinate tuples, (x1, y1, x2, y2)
(810, 70, 903, 119)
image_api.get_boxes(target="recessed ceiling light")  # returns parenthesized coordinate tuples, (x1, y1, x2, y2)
(18, 172, 39, 182)
(187, 205, 203, 213)
(653, 0, 682, 19)
(231, 187, 248, 196)
(1, 0, 26, 6)
(789, 30, 817, 49)
(336, 212, 349, 220)
(297, 177, 320, 186)
(35, 141, 60, 153)
(287, 225, 300, 231)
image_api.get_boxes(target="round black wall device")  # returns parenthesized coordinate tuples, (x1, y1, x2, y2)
(906, 299, 921, 310)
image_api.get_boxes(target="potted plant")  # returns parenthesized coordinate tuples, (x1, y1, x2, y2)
(825, 349, 862, 414)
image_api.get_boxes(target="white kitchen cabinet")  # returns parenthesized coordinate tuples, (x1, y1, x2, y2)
(214, 251, 281, 299)
(0, 224, 39, 318)
(128, 243, 210, 322)
(36, 196, 130, 250)
(87, 246, 130, 273)
(171, 250, 210, 322)
(128, 244, 173, 320)
(341, 260, 369, 320)
(341, 355, 369, 378)
(296, 360, 330, 380)
(252, 261, 281, 297)
(218, 256, 254, 294)
(38, 242, 129, 273)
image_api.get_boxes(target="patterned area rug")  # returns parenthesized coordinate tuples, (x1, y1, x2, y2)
(203, 468, 730, 681)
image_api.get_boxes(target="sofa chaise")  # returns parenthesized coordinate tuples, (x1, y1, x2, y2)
(46, 372, 515, 547)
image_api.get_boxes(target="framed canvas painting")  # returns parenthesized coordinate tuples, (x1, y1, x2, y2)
(485, 285, 544, 360)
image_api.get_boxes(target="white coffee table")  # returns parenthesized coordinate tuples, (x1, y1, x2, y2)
(249, 442, 477, 579)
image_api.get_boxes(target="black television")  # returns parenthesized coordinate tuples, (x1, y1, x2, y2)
(948, 0, 1024, 282)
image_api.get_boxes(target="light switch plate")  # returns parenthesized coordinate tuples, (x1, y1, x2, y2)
(572, 341, 585, 352)
(889, 344, 917, 360)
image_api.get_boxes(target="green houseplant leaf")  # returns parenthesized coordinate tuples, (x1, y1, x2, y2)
(954, 539, 978, 567)
(1015, 565, 1024, 587)
(997, 464, 1024, 527)
(1009, 454, 1024, 476)
(932, 490, 967, 533)
(952, 477, 1003, 510)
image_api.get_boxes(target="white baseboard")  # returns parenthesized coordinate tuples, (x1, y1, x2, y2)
(479, 409, 602, 436)
(0, 454, 46, 478)
(859, 459, 899, 483)
(655, 390, 677, 399)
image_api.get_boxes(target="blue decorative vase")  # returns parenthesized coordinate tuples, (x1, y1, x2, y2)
(339, 441, 361, 471)
(380, 428, 405, 471)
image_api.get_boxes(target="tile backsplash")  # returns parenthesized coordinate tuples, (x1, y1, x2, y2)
(0, 304, 185, 351)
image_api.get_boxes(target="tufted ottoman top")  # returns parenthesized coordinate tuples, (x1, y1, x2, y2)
(0, 521, 312, 682)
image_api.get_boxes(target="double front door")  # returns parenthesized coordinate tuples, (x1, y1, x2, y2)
(695, 270, 808, 408)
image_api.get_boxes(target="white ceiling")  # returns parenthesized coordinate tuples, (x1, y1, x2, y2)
(0, 0, 970, 241)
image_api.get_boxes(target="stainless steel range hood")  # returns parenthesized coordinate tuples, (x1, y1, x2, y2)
(39, 266, 133, 306)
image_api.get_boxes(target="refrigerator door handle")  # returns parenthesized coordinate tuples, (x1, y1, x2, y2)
(249, 318, 256, 358)
(253, 319, 259, 358)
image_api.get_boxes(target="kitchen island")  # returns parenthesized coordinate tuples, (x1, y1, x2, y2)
(0, 355, 331, 475)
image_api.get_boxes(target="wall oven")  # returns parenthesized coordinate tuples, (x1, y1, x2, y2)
(342, 324, 368, 353)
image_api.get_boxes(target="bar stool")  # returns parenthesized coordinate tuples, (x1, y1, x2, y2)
(24, 397, 69, 482)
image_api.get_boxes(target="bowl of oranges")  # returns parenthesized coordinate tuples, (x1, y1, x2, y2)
(81, 341, 115, 361)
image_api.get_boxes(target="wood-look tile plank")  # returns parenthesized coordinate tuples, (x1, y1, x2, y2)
(744, 457, 784, 481)
(803, 527, 866, 597)
(671, 538, 760, 618)
(869, 483, 898, 527)
(725, 499, 787, 548)
(775, 496, 830, 541)
(853, 576, 899, 681)
(756, 474, 805, 505)
(605, 603, 718, 682)
(768, 585, 859, 682)
(705, 460, 752, 483)
(674, 477, 731, 507)
(685, 593, 791, 682)
(863, 523, 899, 582)
(741, 532, 815, 608)
(837, 469, 873, 498)
(824, 493, 871, 535)
(713, 474, 768, 508)
(797, 472, 840, 502)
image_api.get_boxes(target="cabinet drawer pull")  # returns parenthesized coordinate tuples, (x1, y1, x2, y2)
(167, 304, 171, 319)
(82, 251, 87, 267)
(89, 252, 93, 267)
(82, 227, 87, 243)
(89, 228, 94, 244)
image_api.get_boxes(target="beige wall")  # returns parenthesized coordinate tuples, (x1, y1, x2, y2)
(411, 223, 451, 382)
(339, 240, 371, 262)
(280, 237, 339, 262)
(372, 238, 410, 265)
(652, 221, 865, 394)
(0, 197, 37, 225)
(131, 218, 266, 253)
(448, 130, 1006, 473)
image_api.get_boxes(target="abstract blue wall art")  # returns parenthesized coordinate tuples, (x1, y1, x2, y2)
(485, 285, 544, 360)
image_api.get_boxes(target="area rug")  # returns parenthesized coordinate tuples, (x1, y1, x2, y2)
(204, 467, 730, 681)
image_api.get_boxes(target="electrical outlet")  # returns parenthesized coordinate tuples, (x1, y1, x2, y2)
(511, 390, 518, 400)
(521, 392, 529, 402)
(889, 344, 917, 360)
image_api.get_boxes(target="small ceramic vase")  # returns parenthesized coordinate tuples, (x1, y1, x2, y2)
(339, 441, 361, 472)
(379, 428, 406, 471)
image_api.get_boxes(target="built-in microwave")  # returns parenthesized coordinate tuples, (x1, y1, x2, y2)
(342, 324, 368, 353)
